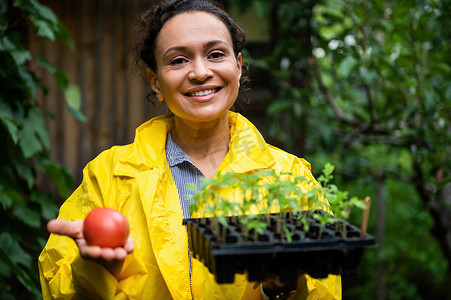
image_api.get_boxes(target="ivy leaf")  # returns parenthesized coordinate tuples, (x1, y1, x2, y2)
(13, 204, 41, 228)
(11, 49, 32, 66)
(17, 66, 38, 98)
(15, 157, 34, 189)
(18, 107, 50, 158)
(34, 19, 55, 40)
(67, 106, 87, 122)
(0, 36, 16, 51)
(38, 157, 74, 197)
(0, 189, 24, 207)
(0, 233, 32, 267)
(37, 55, 56, 73)
(13, 0, 73, 48)
(0, 101, 21, 144)
(32, 0, 73, 48)
(31, 0, 58, 24)
(0, 234, 38, 295)
(54, 69, 69, 90)
(0, 192, 13, 210)
(30, 191, 59, 220)
(37, 237, 47, 249)
(64, 85, 82, 110)
(38, 59, 85, 121)
(14, 0, 57, 24)
(63, 84, 84, 121)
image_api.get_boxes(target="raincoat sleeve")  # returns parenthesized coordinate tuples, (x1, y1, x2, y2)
(38, 149, 145, 299)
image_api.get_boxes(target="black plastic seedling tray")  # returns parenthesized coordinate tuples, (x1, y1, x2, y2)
(184, 211, 376, 283)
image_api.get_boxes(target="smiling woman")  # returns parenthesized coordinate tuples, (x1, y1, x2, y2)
(146, 10, 242, 178)
(147, 12, 242, 121)
(38, 1, 341, 299)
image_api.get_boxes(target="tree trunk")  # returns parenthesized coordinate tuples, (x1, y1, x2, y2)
(430, 182, 451, 263)
(414, 162, 451, 264)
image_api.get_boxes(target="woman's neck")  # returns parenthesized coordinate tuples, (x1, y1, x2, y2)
(171, 114, 230, 178)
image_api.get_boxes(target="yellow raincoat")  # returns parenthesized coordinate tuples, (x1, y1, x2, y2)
(38, 111, 341, 299)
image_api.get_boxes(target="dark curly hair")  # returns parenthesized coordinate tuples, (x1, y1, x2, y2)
(134, 0, 247, 72)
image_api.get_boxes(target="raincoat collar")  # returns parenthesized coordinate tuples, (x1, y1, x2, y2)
(114, 111, 276, 177)
(223, 111, 276, 173)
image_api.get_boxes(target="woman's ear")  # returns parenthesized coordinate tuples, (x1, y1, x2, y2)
(237, 53, 243, 81)
(146, 68, 163, 101)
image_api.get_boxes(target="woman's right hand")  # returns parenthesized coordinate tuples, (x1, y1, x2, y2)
(47, 219, 135, 261)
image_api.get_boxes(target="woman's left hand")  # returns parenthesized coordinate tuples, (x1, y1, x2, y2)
(47, 219, 135, 261)
(260, 276, 298, 299)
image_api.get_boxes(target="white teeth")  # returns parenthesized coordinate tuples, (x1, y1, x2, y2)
(190, 89, 217, 97)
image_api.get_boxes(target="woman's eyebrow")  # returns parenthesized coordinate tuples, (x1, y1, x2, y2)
(163, 40, 229, 57)
(163, 46, 188, 58)
(203, 39, 228, 49)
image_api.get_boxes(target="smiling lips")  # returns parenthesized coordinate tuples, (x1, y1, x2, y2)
(186, 87, 221, 97)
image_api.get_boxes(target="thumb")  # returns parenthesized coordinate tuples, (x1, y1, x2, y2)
(47, 219, 84, 239)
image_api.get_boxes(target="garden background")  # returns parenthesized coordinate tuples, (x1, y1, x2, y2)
(1, 0, 450, 299)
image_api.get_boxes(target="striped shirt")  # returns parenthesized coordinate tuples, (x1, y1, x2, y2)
(165, 131, 203, 219)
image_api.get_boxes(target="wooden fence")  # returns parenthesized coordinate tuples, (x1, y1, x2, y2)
(32, 0, 167, 189)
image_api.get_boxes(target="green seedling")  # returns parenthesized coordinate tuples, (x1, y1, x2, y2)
(188, 163, 366, 242)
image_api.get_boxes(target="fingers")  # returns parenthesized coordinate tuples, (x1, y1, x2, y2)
(77, 237, 101, 259)
(124, 235, 135, 253)
(76, 236, 133, 261)
(113, 248, 128, 261)
(47, 219, 84, 239)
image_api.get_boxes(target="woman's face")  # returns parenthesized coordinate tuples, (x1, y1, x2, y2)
(147, 11, 242, 126)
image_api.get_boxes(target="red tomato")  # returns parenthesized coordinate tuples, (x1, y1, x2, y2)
(83, 207, 129, 248)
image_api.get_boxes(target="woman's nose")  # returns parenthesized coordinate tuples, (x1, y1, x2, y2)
(188, 58, 213, 81)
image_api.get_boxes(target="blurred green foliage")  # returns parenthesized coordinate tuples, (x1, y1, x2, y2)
(0, 0, 83, 298)
(2, 0, 450, 298)
(232, 0, 451, 298)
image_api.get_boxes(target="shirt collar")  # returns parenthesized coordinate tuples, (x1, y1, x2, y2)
(165, 131, 194, 167)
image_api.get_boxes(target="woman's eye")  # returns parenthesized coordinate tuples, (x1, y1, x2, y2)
(209, 51, 225, 59)
(170, 57, 186, 65)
